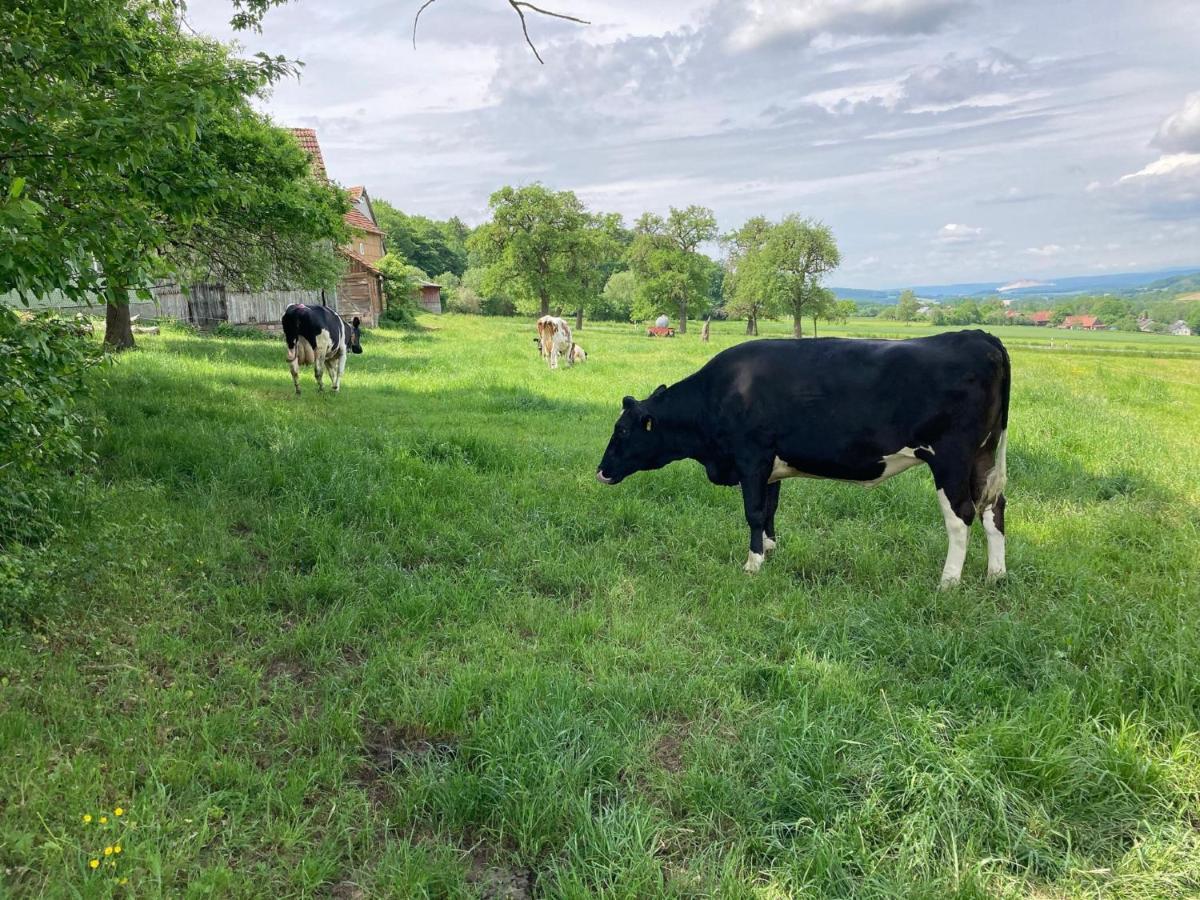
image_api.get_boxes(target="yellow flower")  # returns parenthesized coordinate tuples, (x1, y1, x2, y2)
(89, 859, 99, 869)
(99, 816, 108, 824)
(114, 807, 124, 817)
(114, 845, 122, 854)
(119, 878, 129, 885)
(104, 846, 113, 856)
(82, 814, 93, 823)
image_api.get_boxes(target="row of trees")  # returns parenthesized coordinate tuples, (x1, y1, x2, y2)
(373, 184, 845, 336)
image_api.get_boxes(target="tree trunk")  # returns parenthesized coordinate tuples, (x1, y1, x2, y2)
(745, 316, 757, 336)
(679, 298, 687, 334)
(793, 309, 803, 338)
(539, 292, 549, 317)
(104, 300, 135, 350)
(701, 317, 710, 342)
(812, 314, 818, 337)
(575, 307, 583, 331)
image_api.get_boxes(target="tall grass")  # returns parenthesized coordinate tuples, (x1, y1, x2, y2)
(1, 315, 1197, 897)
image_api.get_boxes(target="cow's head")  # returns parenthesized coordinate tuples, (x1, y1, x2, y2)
(596, 389, 667, 485)
(348, 317, 363, 354)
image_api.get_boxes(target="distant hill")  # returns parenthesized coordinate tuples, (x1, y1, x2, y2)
(833, 266, 1200, 304)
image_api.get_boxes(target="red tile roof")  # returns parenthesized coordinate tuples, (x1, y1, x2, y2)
(290, 128, 326, 179)
(339, 246, 381, 274)
(347, 186, 364, 202)
(344, 207, 383, 235)
(1062, 314, 1100, 328)
(1029, 310, 1052, 323)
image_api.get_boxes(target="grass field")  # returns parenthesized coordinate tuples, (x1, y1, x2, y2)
(2, 314, 1199, 898)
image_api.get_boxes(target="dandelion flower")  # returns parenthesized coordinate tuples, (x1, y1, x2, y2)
(89, 859, 99, 869)
(82, 814, 93, 823)
(114, 845, 122, 854)
(100, 816, 108, 824)
(114, 807, 124, 816)
(104, 846, 113, 856)
(119, 877, 129, 885)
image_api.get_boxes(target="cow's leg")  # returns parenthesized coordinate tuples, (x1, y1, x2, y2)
(982, 494, 1006, 581)
(763, 481, 781, 553)
(741, 466, 771, 573)
(289, 353, 301, 395)
(549, 343, 559, 370)
(974, 430, 1008, 581)
(929, 450, 976, 589)
(330, 351, 346, 393)
(313, 359, 325, 392)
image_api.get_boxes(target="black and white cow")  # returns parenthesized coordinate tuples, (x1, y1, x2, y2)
(596, 330, 1010, 587)
(281, 303, 362, 395)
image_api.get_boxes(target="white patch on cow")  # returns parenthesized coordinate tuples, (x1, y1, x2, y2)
(982, 506, 1006, 580)
(937, 488, 970, 589)
(768, 446, 933, 487)
(744, 550, 765, 574)
(981, 429, 1008, 508)
(315, 328, 333, 360)
(763, 536, 777, 552)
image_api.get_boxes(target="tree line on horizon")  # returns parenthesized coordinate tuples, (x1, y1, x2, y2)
(373, 184, 848, 337)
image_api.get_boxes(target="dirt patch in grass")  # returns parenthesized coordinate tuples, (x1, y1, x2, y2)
(653, 726, 687, 774)
(357, 722, 460, 808)
(467, 845, 535, 900)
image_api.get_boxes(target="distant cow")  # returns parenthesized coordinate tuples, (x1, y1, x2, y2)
(596, 331, 1010, 587)
(282, 303, 361, 394)
(536, 315, 578, 370)
(569, 343, 587, 364)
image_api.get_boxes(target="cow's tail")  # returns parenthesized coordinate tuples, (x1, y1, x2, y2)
(980, 335, 1010, 509)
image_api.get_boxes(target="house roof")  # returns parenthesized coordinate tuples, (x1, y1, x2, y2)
(1029, 310, 1052, 322)
(1062, 314, 1100, 327)
(347, 186, 365, 202)
(290, 128, 326, 179)
(420, 281, 441, 289)
(339, 246, 381, 274)
(345, 207, 383, 235)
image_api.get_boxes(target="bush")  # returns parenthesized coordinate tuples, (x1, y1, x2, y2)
(379, 304, 418, 328)
(213, 321, 275, 341)
(1, 308, 105, 618)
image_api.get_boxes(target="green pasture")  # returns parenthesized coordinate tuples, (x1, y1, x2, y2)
(2, 315, 1198, 898)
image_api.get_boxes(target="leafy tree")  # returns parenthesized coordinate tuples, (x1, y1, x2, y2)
(373, 200, 468, 278)
(468, 185, 591, 317)
(566, 212, 624, 330)
(721, 216, 777, 335)
(461, 266, 515, 316)
(597, 271, 638, 322)
(948, 300, 983, 326)
(628, 206, 717, 333)
(896, 290, 920, 322)
(831, 299, 857, 323)
(758, 216, 841, 338)
(376, 253, 428, 313)
(1051, 308, 1069, 326)
(1, 0, 347, 349)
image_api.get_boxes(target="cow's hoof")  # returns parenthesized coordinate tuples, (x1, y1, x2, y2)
(743, 551, 765, 574)
(986, 568, 1007, 583)
(763, 536, 777, 553)
(938, 576, 961, 590)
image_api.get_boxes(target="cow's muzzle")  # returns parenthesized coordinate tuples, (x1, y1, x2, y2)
(595, 470, 615, 485)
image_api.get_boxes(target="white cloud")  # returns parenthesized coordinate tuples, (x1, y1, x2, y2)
(1152, 91, 1200, 153)
(1026, 243, 1063, 257)
(727, 0, 963, 51)
(937, 222, 984, 242)
(1114, 153, 1200, 218)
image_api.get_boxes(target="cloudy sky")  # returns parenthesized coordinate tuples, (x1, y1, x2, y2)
(188, 0, 1200, 288)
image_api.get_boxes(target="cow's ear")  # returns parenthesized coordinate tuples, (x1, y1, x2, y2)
(622, 395, 636, 411)
(652, 384, 667, 396)
(352, 317, 360, 328)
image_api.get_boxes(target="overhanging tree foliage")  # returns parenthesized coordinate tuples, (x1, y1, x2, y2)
(1, 0, 348, 349)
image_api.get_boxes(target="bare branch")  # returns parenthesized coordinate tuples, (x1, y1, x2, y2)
(411, 0, 589, 63)
(412, 0, 441, 50)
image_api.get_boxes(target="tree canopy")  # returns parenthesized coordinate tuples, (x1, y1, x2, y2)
(1, 0, 349, 348)
(372, 200, 469, 279)
(627, 206, 718, 333)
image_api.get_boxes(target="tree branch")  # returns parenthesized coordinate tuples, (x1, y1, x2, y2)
(412, 0, 589, 63)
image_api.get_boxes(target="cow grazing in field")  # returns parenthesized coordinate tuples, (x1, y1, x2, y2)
(536, 315, 578, 370)
(596, 331, 1010, 588)
(282, 303, 361, 395)
(569, 343, 587, 364)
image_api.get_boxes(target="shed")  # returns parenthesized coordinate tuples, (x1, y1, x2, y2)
(418, 282, 442, 314)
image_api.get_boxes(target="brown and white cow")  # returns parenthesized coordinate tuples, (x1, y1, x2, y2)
(536, 315, 578, 370)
